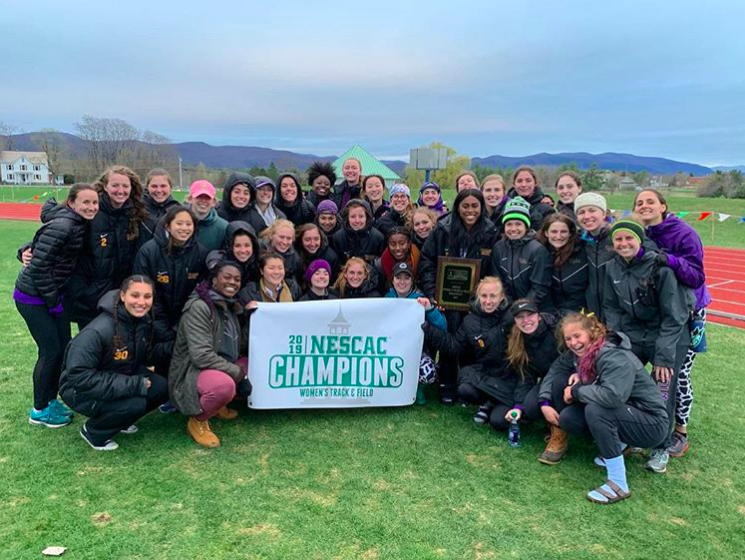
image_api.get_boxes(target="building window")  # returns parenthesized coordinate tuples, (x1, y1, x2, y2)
(34, 165, 40, 171)
(20, 164, 27, 171)
(35, 174, 42, 181)
(7, 174, 14, 180)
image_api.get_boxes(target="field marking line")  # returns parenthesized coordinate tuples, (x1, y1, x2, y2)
(709, 298, 745, 308)
(708, 280, 736, 288)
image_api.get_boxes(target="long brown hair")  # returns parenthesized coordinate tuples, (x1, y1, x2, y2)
(557, 312, 607, 383)
(64, 183, 97, 206)
(537, 213, 581, 268)
(113, 275, 154, 351)
(632, 188, 669, 219)
(506, 299, 535, 379)
(94, 165, 148, 241)
(512, 165, 539, 186)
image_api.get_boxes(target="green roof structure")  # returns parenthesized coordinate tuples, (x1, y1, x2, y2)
(332, 145, 401, 186)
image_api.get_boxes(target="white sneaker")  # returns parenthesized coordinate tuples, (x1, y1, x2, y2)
(80, 425, 119, 451)
(120, 424, 139, 435)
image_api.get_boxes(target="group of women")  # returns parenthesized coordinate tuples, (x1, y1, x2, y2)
(14, 158, 709, 504)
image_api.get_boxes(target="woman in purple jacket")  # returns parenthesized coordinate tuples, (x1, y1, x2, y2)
(633, 189, 710, 458)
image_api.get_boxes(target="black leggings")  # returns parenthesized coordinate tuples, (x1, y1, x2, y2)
(522, 370, 573, 423)
(559, 402, 669, 459)
(16, 301, 71, 410)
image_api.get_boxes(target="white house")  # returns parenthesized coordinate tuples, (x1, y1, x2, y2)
(0, 151, 61, 185)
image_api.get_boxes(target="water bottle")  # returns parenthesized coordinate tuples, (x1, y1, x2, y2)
(508, 411, 520, 448)
(689, 311, 707, 353)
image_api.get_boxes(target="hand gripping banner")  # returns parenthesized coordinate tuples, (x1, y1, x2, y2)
(247, 299, 425, 409)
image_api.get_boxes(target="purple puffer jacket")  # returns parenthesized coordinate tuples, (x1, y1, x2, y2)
(646, 214, 711, 310)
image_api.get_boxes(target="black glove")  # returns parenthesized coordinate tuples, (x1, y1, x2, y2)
(236, 377, 252, 398)
(655, 253, 669, 267)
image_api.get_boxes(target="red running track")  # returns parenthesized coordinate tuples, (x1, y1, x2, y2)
(1, 203, 743, 328)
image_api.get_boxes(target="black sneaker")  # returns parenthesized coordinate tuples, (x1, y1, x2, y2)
(439, 385, 455, 406)
(80, 424, 118, 451)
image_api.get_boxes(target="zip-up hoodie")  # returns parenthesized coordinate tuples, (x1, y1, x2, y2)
(275, 172, 317, 226)
(491, 232, 552, 309)
(546, 241, 589, 313)
(603, 249, 689, 368)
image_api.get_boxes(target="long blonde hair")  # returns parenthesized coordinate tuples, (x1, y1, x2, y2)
(333, 257, 369, 297)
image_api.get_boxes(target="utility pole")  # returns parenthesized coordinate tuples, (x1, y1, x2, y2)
(178, 156, 183, 190)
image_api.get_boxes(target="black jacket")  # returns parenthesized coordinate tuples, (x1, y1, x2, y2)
(66, 194, 143, 323)
(59, 291, 161, 414)
(275, 173, 317, 226)
(507, 187, 556, 230)
(259, 239, 303, 283)
(419, 217, 498, 300)
(331, 180, 363, 210)
(142, 193, 181, 241)
(602, 249, 690, 368)
(583, 227, 616, 320)
(295, 239, 341, 284)
(133, 223, 208, 341)
(337, 277, 381, 299)
(15, 200, 88, 307)
(556, 201, 577, 223)
(491, 232, 552, 309)
(299, 289, 339, 301)
(541, 332, 668, 420)
(216, 172, 256, 224)
(331, 201, 386, 266)
(547, 241, 589, 313)
(238, 279, 302, 305)
(509, 313, 560, 405)
(206, 221, 260, 288)
(306, 190, 331, 208)
(376, 208, 409, 237)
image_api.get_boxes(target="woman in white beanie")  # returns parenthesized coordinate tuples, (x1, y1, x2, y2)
(574, 192, 613, 320)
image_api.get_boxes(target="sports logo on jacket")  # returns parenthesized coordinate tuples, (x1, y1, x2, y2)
(99, 234, 108, 248)
(157, 272, 170, 284)
(114, 347, 129, 361)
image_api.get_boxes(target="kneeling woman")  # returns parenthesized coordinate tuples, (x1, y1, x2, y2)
(423, 277, 513, 426)
(169, 262, 251, 448)
(549, 312, 668, 504)
(59, 276, 169, 451)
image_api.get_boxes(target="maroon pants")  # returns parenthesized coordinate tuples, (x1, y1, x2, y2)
(194, 357, 247, 421)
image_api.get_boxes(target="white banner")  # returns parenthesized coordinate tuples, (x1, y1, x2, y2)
(247, 299, 425, 409)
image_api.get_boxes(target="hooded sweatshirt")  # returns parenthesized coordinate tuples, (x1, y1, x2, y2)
(217, 172, 256, 223)
(331, 199, 386, 265)
(206, 221, 260, 288)
(275, 172, 317, 226)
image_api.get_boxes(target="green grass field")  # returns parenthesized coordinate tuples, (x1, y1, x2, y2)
(1, 219, 745, 559)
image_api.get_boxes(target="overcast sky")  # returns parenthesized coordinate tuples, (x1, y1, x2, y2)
(3, 0, 743, 165)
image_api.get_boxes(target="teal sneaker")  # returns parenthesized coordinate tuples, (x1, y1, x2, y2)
(49, 399, 74, 419)
(29, 404, 71, 428)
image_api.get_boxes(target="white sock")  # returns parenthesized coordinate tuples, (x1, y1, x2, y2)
(588, 455, 629, 502)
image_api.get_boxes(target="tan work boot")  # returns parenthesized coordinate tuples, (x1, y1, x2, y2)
(187, 417, 220, 448)
(214, 406, 238, 420)
(538, 425, 568, 465)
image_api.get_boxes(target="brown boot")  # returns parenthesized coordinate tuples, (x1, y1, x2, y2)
(187, 417, 220, 448)
(214, 406, 238, 420)
(538, 425, 568, 465)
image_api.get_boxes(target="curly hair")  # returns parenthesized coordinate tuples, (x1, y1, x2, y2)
(307, 161, 337, 188)
(557, 312, 608, 383)
(94, 165, 148, 241)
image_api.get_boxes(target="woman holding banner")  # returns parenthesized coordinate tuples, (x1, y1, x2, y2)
(169, 261, 251, 448)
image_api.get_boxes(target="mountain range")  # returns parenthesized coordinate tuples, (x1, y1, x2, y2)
(1, 131, 729, 176)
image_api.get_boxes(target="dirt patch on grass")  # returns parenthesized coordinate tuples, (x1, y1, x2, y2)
(238, 523, 282, 538)
(91, 512, 112, 526)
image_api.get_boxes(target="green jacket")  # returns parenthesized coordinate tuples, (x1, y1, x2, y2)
(168, 289, 247, 416)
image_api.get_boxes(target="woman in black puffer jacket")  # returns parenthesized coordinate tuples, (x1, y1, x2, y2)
(14, 184, 100, 427)
(133, 206, 208, 367)
(276, 173, 316, 226)
(66, 166, 149, 328)
(59, 276, 169, 450)
(206, 221, 261, 288)
(331, 199, 386, 267)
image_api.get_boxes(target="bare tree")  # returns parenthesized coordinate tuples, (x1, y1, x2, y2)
(0, 121, 21, 151)
(36, 128, 65, 183)
(75, 115, 139, 172)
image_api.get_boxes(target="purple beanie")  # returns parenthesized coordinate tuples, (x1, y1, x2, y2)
(317, 200, 338, 215)
(304, 259, 332, 284)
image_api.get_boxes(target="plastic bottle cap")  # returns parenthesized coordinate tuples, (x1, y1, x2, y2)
(511, 411, 518, 419)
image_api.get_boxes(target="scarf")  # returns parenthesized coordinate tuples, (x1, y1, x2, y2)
(259, 279, 294, 303)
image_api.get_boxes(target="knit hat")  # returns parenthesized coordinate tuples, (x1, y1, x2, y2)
(254, 176, 276, 191)
(610, 219, 645, 243)
(392, 261, 414, 278)
(190, 180, 216, 199)
(389, 184, 411, 199)
(304, 259, 332, 284)
(317, 199, 338, 215)
(419, 181, 441, 194)
(574, 192, 607, 214)
(501, 196, 531, 228)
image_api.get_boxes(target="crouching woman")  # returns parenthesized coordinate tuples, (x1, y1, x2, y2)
(169, 261, 251, 448)
(59, 276, 169, 451)
(550, 312, 668, 504)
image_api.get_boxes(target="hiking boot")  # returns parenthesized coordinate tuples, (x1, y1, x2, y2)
(120, 424, 139, 435)
(645, 449, 669, 473)
(415, 385, 427, 405)
(214, 406, 238, 420)
(29, 403, 71, 428)
(80, 424, 118, 451)
(49, 399, 74, 419)
(667, 431, 689, 458)
(187, 417, 220, 448)
(538, 426, 569, 465)
(473, 405, 490, 425)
